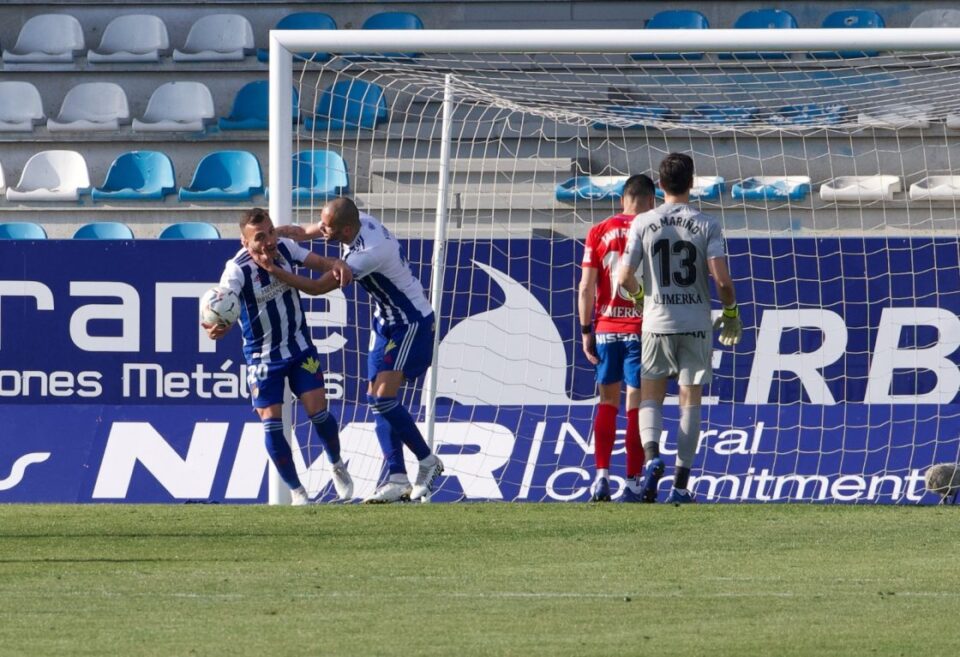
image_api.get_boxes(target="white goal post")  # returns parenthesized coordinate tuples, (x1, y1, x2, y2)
(268, 28, 960, 505)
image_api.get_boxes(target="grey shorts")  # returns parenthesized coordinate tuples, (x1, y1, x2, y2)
(641, 331, 713, 385)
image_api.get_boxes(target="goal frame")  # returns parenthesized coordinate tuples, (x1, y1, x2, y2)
(267, 28, 960, 504)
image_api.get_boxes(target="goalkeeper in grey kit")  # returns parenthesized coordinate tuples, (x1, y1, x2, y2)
(616, 152, 742, 504)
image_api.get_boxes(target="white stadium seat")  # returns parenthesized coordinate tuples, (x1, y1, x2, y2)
(2, 14, 84, 65)
(87, 14, 170, 63)
(0, 82, 45, 132)
(820, 175, 901, 202)
(132, 82, 215, 132)
(6, 150, 90, 202)
(172, 14, 254, 62)
(47, 83, 130, 132)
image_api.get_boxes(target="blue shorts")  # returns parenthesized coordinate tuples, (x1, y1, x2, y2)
(246, 347, 326, 408)
(595, 333, 642, 387)
(368, 318, 435, 381)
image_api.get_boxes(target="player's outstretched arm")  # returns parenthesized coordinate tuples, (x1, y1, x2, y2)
(275, 224, 321, 241)
(302, 253, 353, 287)
(253, 252, 345, 296)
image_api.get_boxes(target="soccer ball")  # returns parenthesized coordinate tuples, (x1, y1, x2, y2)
(200, 286, 241, 327)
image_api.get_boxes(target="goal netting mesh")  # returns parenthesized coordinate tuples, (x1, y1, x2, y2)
(283, 45, 960, 503)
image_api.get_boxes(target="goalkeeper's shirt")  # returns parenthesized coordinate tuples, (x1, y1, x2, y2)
(220, 238, 314, 364)
(623, 202, 727, 333)
(342, 212, 434, 328)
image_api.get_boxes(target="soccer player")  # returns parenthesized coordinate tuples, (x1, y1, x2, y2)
(204, 208, 355, 506)
(578, 174, 656, 502)
(617, 153, 742, 504)
(268, 197, 444, 504)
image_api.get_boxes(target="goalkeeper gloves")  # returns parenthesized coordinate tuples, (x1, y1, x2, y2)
(629, 285, 644, 315)
(713, 304, 743, 346)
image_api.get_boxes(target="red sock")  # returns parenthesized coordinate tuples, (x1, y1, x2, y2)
(625, 407, 644, 478)
(593, 403, 617, 470)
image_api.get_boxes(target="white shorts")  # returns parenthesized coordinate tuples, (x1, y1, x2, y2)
(641, 331, 713, 386)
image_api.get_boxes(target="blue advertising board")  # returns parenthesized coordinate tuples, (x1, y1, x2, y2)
(1, 238, 957, 503)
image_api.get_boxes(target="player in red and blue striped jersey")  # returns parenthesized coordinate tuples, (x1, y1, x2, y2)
(204, 208, 355, 505)
(271, 197, 444, 504)
(578, 174, 656, 502)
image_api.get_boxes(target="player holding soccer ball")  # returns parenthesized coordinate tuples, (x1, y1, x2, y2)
(578, 174, 655, 502)
(617, 153, 742, 504)
(270, 197, 444, 504)
(203, 208, 355, 506)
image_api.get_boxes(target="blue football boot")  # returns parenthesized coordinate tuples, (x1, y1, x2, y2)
(590, 476, 611, 502)
(640, 457, 664, 503)
(665, 488, 695, 505)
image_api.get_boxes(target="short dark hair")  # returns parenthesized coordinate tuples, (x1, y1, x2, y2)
(239, 207, 270, 230)
(658, 153, 695, 195)
(623, 174, 655, 202)
(325, 196, 361, 229)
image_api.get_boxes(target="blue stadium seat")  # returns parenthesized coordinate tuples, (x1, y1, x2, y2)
(720, 9, 798, 60)
(731, 176, 811, 201)
(592, 105, 670, 129)
(556, 176, 626, 202)
(810, 9, 885, 59)
(257, 13, 336, 63)
(356, 12, 423, 58)
(179, 151, 264, 202)
(73, 222, 134, 239)
(293, 150, 349, 202)
(91, 151, 175, 201)
(219, 82, 299, 131)
(681, 105, 759, 125)
(769, 103, 846, 126)
(158, 222, 221, 239)
(304, 80, 388, 131)
(632, 10, 709, 61)
(0, 222, 47, 239)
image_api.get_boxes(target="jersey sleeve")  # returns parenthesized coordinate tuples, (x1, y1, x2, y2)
(345, 240, 393, 279)
(219, 260, 244, 295)
(278, 237, 311, 266)
(581, 226, 600, 269)
(624, 221, 644, 271)
(706, 221, 727, 259)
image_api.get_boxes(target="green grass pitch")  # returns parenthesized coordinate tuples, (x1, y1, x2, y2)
(1, 504, 958, 657)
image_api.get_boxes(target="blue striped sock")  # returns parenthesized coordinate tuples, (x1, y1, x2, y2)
(368, 395, 406, 475)
(371, 396, 430, 461)
(262, 418, 302, 489)
(309, 409, 342, 464)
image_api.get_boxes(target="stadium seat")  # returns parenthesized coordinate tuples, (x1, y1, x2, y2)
(91, 151, 176, 201)
(769, 103, 846, 126)
(592, 105, 671, 129)
(810, 9, 885, 58)
(632, 10, 709, 60)
(731, 176, 811, 201)
(179, 151, 264, 201)
(356, 12, 423, 58)
(293, 150, 349, 202)
(681, 105, 759, 125)
(132, 82, 215, 132)
(256, 13, 336, 63)
(719, 9, 797, 60)
(858, 104, 932, 129)
(909, 176, 960, 201)
(73, 222, 134, 239)
(87, 14, 170, 63)
(0, 82, 44, 132)
(0, 222, 47, 239)
(6, 150, 90, 202)
(820, 175, 901, 202)
(304, 80, 388, 131)
(555, 176, 626, 202)
(219, 82, 299, 131)
(910, 9, 960, 28)
(2, 14, 84, 65)
(158, 222, 221, 239)
(0, 161, 5, 194)
(654, 176, 725, 201)
(47, 83, 130, 132)
(173, 14, 255, 62)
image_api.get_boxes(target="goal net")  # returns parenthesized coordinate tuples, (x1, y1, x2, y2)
(271, 29, 960, 504)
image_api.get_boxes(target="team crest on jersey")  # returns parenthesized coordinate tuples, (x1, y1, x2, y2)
(301, 356, 322, 375)
(385, 339, 397, 353)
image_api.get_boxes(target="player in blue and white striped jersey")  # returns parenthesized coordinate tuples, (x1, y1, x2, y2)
(204, 208, 355, 505)
(273, 197, 444, 504)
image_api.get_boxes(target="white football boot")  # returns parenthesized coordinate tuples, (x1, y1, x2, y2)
(363, 480, 412, 504)
(330, 461, 354, 501)
(410, 455, 444, 501)
(291, 486, 311, 506)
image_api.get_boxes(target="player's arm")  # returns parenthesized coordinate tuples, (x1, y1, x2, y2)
(301, 252, 353, 288)
(578, 266, 600, 365)
(616, 225, 644, 311)
(253, 252, 344, 296)
(274, 224, 321, 241)
(708, 256, 741, 346)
